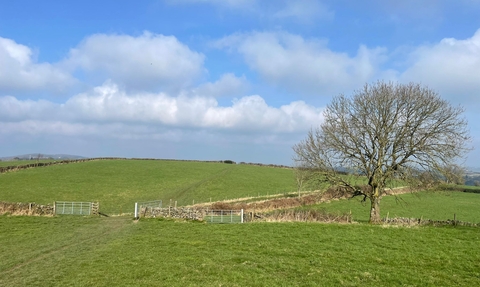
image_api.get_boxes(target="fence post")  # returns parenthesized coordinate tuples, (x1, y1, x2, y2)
(241, 209, 244, 223)
(53, 201, 56, 215)
(134, 202, 138, 219)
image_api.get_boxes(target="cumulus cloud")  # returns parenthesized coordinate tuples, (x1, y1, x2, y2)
(192, 73, 248, 98)
(0, 81, 323, 137)
(400, 29, 480, 104)
(0, 37, 75, 93)
(64, 32, 205, 92)
(215, 31, 387, 96)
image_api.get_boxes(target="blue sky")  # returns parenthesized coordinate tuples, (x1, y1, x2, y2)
(1, 0, 480, 166)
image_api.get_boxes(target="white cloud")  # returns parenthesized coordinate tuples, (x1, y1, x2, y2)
(64, 32, 205, 92)
(0, 81, 323, 137)
(215, 31, 387, 96)
(0, 37, 75, 93)
(400, 29, 480, 104)
(192, 73, 248, 98)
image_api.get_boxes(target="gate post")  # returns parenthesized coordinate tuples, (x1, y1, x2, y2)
(134, 202, 138, 219)
(241, 209, 244, 223)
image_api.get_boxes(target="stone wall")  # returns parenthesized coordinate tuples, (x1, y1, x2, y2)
(0, 158, 101, 174)
(382, 217, 479, 227)
(0, 201, 54, 216)
(139, 207, 208, 220)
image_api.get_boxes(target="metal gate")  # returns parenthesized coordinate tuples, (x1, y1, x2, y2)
(54, 201, 98, 215)
(206, 209, 244, 224)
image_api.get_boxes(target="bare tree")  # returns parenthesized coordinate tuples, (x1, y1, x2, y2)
(293, 163, 314, 198)
(440, 164, 466, 185)
(36, 153, 43, 167)
(293, 81, 470, 223)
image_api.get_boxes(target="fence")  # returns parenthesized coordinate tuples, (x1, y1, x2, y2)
(205, 209, 244, 224)
(54, 201, 98, 215)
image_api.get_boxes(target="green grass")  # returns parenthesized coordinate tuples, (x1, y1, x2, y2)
(0, 216, 478, 287)
(0, 160, 297, 214)
(2, 160, 479, 286)
(302, 190, 480, 223)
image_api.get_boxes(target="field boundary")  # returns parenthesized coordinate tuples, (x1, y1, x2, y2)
(0, 157, 293, 175)
(0, 202, 54, 216)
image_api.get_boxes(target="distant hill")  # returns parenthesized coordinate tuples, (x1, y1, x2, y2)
(0, 154, 86, 161)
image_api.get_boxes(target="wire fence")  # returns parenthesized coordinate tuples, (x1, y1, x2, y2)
(138, 200, 163, 209)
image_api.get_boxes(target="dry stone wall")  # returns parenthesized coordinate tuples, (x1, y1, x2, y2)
(0, 202, 54, 216)
(382, 217, 479, 227)
(139, 207, 208, 220)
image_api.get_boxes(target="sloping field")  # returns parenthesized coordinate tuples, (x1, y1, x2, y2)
(301, 190, 480, 223)
(0, 159, 297, 214)
(0, 216, 479, 287)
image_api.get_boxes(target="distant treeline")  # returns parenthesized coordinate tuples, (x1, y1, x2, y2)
(237, 162, 292, 169)
(0, 157, 292, 174)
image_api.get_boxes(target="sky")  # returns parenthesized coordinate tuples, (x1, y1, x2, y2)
(0, 0, 480, 166)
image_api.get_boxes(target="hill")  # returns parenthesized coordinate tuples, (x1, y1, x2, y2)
(0, 159, 297, 214)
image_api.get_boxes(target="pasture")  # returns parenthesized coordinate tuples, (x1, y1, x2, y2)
(302, 190, 480, 223)
(1, 159, 480, 286)
(0, 159, 297, 214)
(0, 216, 479, 286)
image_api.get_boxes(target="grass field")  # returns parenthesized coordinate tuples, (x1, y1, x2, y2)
(301, 190, 480, 223)
(1, 159, 480, 286)
(0, 160, 297, 214)
(0, 216, 479, 287)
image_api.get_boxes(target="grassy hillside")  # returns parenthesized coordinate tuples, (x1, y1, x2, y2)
(301, 190, 480, 223)
(0, 160, 297, 214)
(0, 216, 479, 287)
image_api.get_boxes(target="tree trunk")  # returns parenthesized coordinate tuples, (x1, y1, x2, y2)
(369, 195, 381, 224)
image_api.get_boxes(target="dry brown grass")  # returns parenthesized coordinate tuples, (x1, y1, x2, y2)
(261, 209, 352, 223)
(207, 185, 411, 213)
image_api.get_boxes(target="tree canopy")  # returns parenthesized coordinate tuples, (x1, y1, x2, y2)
(293, 81, 470, 223)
